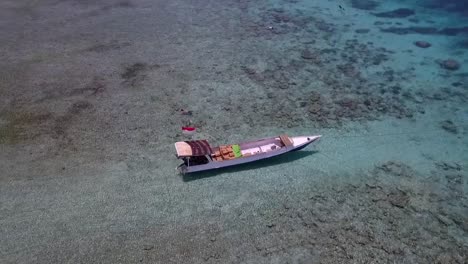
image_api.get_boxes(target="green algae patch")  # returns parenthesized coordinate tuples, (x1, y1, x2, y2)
(0, 120, 20, 144)
(0, 111, 52, 144)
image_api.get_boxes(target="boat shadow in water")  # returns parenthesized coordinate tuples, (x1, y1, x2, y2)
(182, 150, 318, 182)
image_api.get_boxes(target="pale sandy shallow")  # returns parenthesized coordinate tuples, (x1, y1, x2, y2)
(1, 0, 467, 263)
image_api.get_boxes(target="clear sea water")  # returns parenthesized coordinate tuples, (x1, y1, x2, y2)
(0, 0, 467, 262)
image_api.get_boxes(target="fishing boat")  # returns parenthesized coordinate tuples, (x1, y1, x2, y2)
(175, 134, 321, 174)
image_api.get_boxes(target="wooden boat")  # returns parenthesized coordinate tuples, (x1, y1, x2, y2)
(175, 134, 321, 174)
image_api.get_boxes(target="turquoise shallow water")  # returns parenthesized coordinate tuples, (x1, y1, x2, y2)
(177, 0, 468, 175)
(0, 0, 467, 263)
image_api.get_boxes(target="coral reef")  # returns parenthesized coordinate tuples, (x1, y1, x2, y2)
(456, 39, 468, 49)
(1, 1, 467, 263)
(146, 161, 468, 263)
(425, 0, 468, 16)
(373, 8, 415, 18)
(381, 26, 468, 36)
(240, 16, 417, 128)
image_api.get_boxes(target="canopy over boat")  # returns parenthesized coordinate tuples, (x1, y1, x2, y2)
(175, 140, 212, 157)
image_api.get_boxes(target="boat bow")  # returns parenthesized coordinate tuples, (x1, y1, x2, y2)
(290, 135, 321, 150)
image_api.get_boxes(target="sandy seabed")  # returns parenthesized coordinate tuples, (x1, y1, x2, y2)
(1, 0, 467, 263)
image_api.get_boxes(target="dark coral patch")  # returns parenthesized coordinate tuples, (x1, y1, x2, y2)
(351, 0, 379, 10)
(438, 59, 461, 71)
(414, 41, 431, 48)
(373, 8, 415, 18)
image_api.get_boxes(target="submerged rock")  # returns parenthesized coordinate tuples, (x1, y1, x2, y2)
(439, 27, 468, 36)
(381, 26, 438, 35)
(337, 63, 360, 77)
(456, 39, 468, 49)
(414, 41, 431, 48)
(301, 49, 315, 59)
(438, 59, 461, 71)
(351, 0, 379, 10)
(387, 190, 409, 208)
(435, 161, 462, 171)
(440, 120, 458, 134)
(300, 49, 321, 63)
(355, 28, 370, 34)
(376, 161, 415, 178)
(373, 8, 415, 18)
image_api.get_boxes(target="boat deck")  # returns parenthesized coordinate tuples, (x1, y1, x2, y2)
(176, 134, 321, 173)
(176, 134, 304, 162)
(240, 139, 283, 157)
